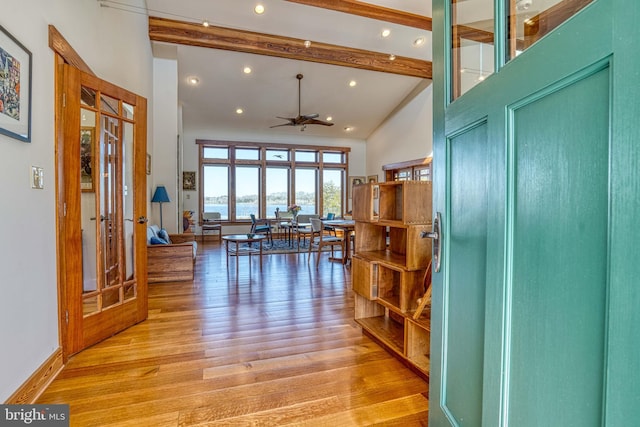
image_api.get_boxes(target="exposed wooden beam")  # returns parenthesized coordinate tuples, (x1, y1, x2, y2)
(284, 0, 432, 31)
(148, 16, 431, 79)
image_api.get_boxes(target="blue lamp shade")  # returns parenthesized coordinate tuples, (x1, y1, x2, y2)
(151, 186, 171, 203)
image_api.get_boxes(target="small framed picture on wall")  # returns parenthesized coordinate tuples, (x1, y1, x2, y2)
(183, 171, 196, 190)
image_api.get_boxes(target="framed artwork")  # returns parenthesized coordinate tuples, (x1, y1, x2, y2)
(146, 153, 151, 175)
(183, 171, 196, 190)
(367, 174, 378, 183)
(0, 25, 32, 142)
(80, 127, 95, 192)
(349, 175, 365, 199)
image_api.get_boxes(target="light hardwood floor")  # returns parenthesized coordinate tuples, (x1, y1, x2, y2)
(38, 241, 429, 426)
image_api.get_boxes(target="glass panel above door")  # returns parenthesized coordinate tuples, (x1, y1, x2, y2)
(452, 0, 495, 100)
(508, 0, 594, 59)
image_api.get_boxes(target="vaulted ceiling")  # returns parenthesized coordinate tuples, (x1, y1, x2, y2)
(129, 0, 433, 140)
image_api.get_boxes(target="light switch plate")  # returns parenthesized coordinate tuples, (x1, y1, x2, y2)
(31, 166, 44, 189)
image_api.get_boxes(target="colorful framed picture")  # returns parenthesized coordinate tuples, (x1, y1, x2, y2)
(0, 25, 32, 142)
(80, 127, 95, 192)
(183, 171, 196, 190)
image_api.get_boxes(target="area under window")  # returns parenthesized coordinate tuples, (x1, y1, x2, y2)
(198, 140, 350, 222)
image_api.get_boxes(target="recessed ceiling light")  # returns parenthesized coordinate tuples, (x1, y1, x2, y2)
(236, 108, 244, 114)
(254, 4, 265, 14)
(344, 126, 354, 132)
(326, 116, 333, 122)
(381, 29, 391, 38)
(304, 40, 311, 48)
(243, 66, 252, 74)
(477, 75, 485, 82)
(413, 36, 426, 47)
(187, 76, 199, 85)
(389, 54, 396, 61)
(349, 80, 357, 87)
(202, 20, 210, 27)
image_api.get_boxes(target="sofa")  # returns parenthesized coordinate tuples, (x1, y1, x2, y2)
(147, 225, 198, 283)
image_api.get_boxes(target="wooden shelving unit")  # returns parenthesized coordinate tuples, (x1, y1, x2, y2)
(351, 181, 432, 378)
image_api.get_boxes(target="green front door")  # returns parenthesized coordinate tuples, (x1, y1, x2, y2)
(430, 0, 640, 425)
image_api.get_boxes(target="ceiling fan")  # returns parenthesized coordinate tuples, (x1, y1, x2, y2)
(270, 74, 334, 131)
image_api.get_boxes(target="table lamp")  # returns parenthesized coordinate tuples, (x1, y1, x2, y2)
(151, 185, 170, 229)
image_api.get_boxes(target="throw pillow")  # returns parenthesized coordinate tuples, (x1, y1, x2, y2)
(158, 229, 172, 244)
(149, 236, 168, 245)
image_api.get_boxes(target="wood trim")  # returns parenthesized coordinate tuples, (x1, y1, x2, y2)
(148, 16, 431, 79)
(284, 0, 432, 31)
(48, 25, 94, 75)
(382, 157, 432, 171)
(196, 139, 351, 153)
(4, 348, 64, 404)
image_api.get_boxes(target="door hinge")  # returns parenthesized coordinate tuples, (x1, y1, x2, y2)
(62, 93, 66, 108)
(65, 310, 69, 324)
(63, 202, 67, 217)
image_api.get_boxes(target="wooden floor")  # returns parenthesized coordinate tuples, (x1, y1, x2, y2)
(38, 241, 429, 426)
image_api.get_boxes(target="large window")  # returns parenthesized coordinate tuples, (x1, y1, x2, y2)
(198, 140, 350, 222)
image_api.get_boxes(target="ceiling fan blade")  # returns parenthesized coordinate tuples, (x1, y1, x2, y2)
(300, 118, 335, 127)
(301, 113, 319, 119)
(269, 122, 295, 128)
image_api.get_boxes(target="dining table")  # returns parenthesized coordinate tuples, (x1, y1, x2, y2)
(322, 219, 356, 264)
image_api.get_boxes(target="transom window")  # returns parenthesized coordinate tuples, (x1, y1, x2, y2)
(198, 140, 349, 222)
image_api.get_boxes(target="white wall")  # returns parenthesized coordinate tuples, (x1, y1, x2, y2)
(366, 83, 433, 180)
(0, 0, 153, 402)
(151, 57, 179, 233)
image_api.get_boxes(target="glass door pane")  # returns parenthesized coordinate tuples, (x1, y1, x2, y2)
(452, 0, 495, 100)
(122, 121, 136, 301)
(100, 115, 122, 309)
(80, 107, 98, 315)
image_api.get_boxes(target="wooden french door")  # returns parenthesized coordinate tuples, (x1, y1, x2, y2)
(60, 64, 148, 357)
(430, 0, 640, 425)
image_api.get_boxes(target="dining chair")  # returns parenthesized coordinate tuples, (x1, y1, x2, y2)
(250, 214, 273, 244)
(201, 212, 222, 243)
(308, 218, 344, 267)
(324, 212, 336, 236)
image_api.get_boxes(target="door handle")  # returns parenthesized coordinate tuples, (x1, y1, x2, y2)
(137, 216, 148, 224)
(421, 212, 442, 273)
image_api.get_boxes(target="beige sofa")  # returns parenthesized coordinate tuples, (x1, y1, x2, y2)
(147, 225, 198, 283)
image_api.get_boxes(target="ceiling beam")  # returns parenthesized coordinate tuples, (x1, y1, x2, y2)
(284, 0, 432, 31)
(148, 16, 431, 79)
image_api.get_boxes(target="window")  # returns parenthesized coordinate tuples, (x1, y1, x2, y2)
(198, 140, 350, 222)
(203, 165, 229, 220)
(384, 158, 432, 183)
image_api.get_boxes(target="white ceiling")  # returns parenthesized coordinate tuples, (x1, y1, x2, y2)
(139, 0, 433, 140)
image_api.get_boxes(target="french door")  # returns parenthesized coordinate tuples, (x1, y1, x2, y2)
(430, 0, 640, 425)
(59, 64, 148, 357)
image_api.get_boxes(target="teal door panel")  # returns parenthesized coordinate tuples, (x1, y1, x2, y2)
(442, 122, 489, 426)
(507, 64, 610, 426)
(429, 0, 640, 425)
